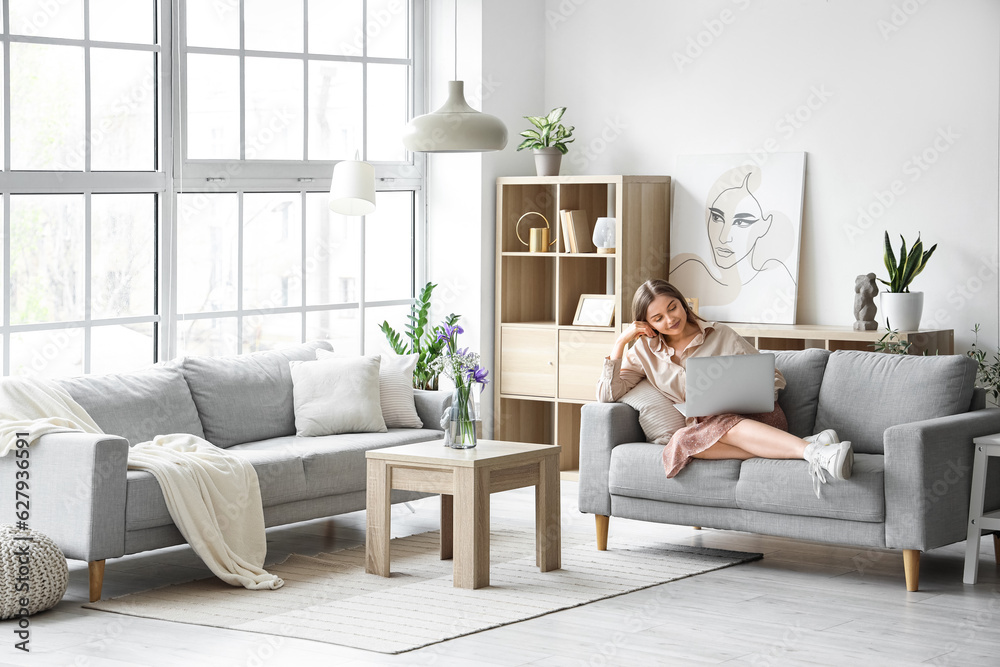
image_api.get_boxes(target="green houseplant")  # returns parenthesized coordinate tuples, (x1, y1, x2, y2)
(878, 231, 936, 331)
(967, 324, 1000, 406)
(516, 107, 575, 177)
(379, 282, 459, 390)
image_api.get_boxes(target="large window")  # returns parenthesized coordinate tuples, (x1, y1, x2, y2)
(174, 0, 421, 359)
(0, 0, 423, 376)
(0, 0, 163, 376)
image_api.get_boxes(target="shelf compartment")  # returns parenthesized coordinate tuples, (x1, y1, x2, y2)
(499, 183, 558, 253)
(496, 397, 554, 446)
(556, 402, 583, 470)
(500, 255, 555, 323)
(558, 329, 616, 401)
(558, 256, 612, 326)
(499, 326, 557, 397)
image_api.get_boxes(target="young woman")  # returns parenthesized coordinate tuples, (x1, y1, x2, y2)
(597, 279, 852, 496)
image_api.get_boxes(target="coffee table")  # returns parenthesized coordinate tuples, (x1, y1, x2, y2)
(365, 439, 561, 589)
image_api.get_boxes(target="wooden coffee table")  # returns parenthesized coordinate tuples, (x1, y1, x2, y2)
(365, 439, 561, 589)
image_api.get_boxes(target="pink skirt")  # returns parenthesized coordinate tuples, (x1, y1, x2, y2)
(661, 405, 789, 478)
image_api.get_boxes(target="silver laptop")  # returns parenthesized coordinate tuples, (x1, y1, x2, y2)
(674, 353, 776, 418)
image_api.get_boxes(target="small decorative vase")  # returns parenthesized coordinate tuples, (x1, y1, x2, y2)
(532, 147, 562, 177)
(880, 291, 924, 331)
(445, 383, 480, 449)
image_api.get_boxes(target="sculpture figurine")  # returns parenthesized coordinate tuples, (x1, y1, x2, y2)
(853, 273, 879, 331)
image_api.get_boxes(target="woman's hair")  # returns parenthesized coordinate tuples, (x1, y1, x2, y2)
(631, 279, 705, 325)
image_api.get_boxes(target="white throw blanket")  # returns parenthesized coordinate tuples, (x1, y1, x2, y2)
(0, 377, 282, 590)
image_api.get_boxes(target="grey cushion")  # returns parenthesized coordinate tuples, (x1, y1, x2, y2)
(771, 348, 831, 438)
(736, 453, 884, 522)
(609, 443, 742, 509)
(180, 341, 332, 448)
(814, 350, 977, 454)
(57, 365, 205, 446)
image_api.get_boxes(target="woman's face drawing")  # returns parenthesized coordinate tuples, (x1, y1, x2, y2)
(706, 174, 772, 270)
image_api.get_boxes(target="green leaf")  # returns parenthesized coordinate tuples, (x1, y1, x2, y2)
(379, 321, 407, 355)
(519, 130, 541, 140)
(524, 115, 547, 130)
(883, 231, 897, 280)
(517, 137, 539, 151)
(546, 107, 566, 125)
(912, 243, 937, 279)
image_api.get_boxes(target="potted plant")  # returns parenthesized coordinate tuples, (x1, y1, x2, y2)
(878, 231, 936, 332)
(516, 107, 575, 177)
(379, 282, 460, 390)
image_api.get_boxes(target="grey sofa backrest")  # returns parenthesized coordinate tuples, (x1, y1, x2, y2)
(813, 350, 978, 454)
(57, 365, 205, 446)
(180, 341, 333, 448)
(773, 348, 831, 438)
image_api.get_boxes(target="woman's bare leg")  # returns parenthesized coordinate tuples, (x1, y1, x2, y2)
(692, 419, 807, 461)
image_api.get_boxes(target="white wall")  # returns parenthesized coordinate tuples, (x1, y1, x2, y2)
(538, 0, 1000, 352)
(425, 0, 546, 433)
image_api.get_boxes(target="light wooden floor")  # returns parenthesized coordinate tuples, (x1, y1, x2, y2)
(4, 481, 999, 666)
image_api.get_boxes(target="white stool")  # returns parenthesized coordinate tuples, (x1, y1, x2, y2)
(963, 434, 1000, 585)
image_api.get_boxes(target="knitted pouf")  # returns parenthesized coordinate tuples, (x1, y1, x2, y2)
(0, 524, 69, 619)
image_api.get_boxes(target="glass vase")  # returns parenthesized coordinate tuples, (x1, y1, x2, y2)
(445, 382, 480, 449)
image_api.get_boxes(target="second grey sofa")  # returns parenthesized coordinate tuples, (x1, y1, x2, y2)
(0, 341, 449, 600)
(579, 349, 1000, 591)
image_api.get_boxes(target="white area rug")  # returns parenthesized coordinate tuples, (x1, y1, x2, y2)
(85, 526, 760, 654)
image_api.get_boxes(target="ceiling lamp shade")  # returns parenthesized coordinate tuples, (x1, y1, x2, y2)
(328, 159, 376, 216)
(402, 81, 508, 153)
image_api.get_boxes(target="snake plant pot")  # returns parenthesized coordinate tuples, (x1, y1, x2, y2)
(881, 291, 924, 331)
(532, 148, 562, 177)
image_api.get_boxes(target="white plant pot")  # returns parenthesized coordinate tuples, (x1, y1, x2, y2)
(880, 291, 924, 331)
(532, 148, 562, 177)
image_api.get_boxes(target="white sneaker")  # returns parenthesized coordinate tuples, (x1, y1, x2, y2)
(804, 441, 854, 498)
(804, 429, 840, 446)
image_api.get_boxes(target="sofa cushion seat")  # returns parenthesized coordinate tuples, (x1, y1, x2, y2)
(735, 453, 884, 522)
(124, 446, 308, 531)
(609, 443, 742, 508)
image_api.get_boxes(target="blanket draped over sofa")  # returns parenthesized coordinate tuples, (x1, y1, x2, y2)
(0, 377, 282, 590)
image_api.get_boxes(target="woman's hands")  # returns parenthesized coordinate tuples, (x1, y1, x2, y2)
(609, 321, 657, 360)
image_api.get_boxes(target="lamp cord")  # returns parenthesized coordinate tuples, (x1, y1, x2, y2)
(453, 0, 457, 81)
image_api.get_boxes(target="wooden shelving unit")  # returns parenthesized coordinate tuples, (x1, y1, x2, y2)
(727, 323, 954, 355)
(494, 175, 671, 471)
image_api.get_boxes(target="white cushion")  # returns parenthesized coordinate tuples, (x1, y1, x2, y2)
(290, 355, 387, 436)
(317, 349, 422, 429)
(621, 379, 687, 444)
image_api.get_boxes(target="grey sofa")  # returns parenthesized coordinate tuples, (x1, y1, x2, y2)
(0, 342, 448, 601)
(579, 348, 1000, 591)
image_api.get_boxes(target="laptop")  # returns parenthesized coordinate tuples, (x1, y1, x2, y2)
(674, 353, 776, 418)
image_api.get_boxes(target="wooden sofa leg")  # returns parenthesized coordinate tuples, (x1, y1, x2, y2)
(994, 534, 1000, 566)
(89, 560, 106, 602)
(903, 550, 920, 592)
(596, 515, 609, 551)
(692, 526, 702, 530)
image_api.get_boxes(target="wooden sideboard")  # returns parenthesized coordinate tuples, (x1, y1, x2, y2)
(726, 323, 954, 356)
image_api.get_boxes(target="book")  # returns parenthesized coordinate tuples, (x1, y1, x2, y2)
(568, 210, 595, 253)
(559, 210, 576, 253)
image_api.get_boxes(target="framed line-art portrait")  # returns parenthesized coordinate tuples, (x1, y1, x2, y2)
(573, 294, 615, 327)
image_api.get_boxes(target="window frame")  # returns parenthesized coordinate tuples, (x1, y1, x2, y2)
(0, 0, 169, 376)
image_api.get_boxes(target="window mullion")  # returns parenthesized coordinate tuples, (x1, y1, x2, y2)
(84, 193, 92, 373)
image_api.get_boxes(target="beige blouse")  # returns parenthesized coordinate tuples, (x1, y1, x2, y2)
(596, 320, 786, 405)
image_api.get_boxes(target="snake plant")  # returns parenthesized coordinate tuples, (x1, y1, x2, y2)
(879, 231, 937, 293)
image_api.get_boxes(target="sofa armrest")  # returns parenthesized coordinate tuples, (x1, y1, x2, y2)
(0, 432, 129, 562)
(579, 402, 646, 516)
(883, 408, 1000, 551)
(413, 389, 449, 431)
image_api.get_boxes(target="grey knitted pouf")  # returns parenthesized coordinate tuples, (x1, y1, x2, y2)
(0, 524, 69, 619)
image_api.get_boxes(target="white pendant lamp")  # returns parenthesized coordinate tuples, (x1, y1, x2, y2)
(401, 0, 507, 153)
(328, 158, 376, 216)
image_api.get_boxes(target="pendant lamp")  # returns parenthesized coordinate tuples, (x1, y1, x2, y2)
(329, 156, 376, 216)
(402, 0, 507, 153)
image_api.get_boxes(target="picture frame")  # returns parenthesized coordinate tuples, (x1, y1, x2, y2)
(686, 297, 699, 316)
(573, 294, 616, 326)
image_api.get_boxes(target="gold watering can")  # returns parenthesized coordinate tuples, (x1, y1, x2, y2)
(515, 211, 556, 253)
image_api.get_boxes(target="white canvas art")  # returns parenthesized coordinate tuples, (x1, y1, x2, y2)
(668, 153, 806, 324)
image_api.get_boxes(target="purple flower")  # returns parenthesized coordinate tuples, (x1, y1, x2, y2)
(436, 324, 464, 341)
(466, 366, 490, 385)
